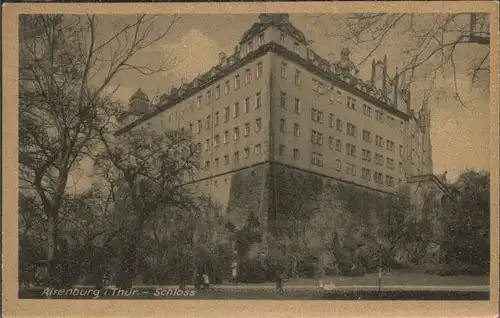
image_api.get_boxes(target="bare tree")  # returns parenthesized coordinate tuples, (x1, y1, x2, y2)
(94, 122, 201, 288)
(313, 13, 490, 107)
(19, 13, 180, 286)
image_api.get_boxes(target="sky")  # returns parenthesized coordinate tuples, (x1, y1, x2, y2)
(95, 13, 490, 183)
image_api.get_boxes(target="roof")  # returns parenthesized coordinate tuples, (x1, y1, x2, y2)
(129, 88, 149, 102)
(240, 14, 308, 45)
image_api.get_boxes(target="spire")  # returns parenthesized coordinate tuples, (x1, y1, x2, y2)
(382, 55, 388, 99)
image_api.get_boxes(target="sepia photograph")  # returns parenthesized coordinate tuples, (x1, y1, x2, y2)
(3, 2, 499, 317)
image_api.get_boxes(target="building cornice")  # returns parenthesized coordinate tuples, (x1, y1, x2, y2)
(116, 42, 411, 136)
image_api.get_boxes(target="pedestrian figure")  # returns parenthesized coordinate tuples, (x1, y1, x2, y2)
(202, 273, 210, 291)
(276, 273, 284, 292)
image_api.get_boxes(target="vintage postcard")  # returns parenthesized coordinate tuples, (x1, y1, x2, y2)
(2, 1, 499, 317)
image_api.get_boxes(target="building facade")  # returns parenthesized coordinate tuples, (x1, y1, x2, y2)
(117, 14, 446, 232)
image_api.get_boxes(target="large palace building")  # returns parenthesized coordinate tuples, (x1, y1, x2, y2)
(116, 14, 447, 233)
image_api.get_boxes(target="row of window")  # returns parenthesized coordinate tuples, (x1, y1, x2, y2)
(203, 144, 263, 169)
(191, 93, 263, 134)
(278, 61, 403, 128)
(195, 118, 263, 151)
(309, 154, 398, 187)
(195, 62, 263, 109)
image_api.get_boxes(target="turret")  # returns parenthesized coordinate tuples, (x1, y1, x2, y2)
(128, 88, 150, 116)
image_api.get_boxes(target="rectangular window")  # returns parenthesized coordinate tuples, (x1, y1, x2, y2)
(245, 69, 251, 84)
(329, 114, 334, 128)
(214, 111, 220, 126)
(295, 69, 301, 85)
(233, 127, 240, 141)
(376, 110, 384, 122)
(328, 136, 334, 149)
(347, 96, 356, 109)
(244, 122, 250, 137)
(399, 145, 404, 156)
(346, 143, 356, 157)
(335, 139, 342, 152)
(255, 144, 261, 154)
(256, 92, 262, 108)
(280, 91, 287, 108)
(244, 147, 250, 159)
(205, 138, 210, 151)
(374, 172, 383, 184)
(205, 160, 210, 169)
(280, 32, 286, 44)
(362, 167, 371, 181)
(280, 62, 287, 79)
(196, 142, 201, 153)
(293, 148, 300, 160)
(347, 123, 357, 137)
(345, 163, 356, 176)
(197, 96, 203, 109)
(244, 97, 251, 113)
(312, 79, 324, 94)
(234, 75, 240, 90)
(224, 81, 230, 95)
(214, 134, 220, 147)
(234, 151, 240, 164)
(215, 85, 220, 100)
(311, 108, 323, 123)
(375, 153, 384, 166)
(387, 140, 395, 152)
(362, 149, 372, 162)
(311, 152, 323, 166)
(224, 107, 230, 122)
(233, 102, 240, 118)
(362, 130, 372, 143)
(196, 120, 202, 134)
(336, 118, 343, 132)
(206, 115, 211, 130)
(334, 159, 341, 172)
(294, 42, 300, 54)
(224, 155, 229, 165)
(223, 130, 229, 144)
(214, 157, 219, 167)
(280, 118, 286, 132)
(279, 144, 286, 156)
(189, 123, 193, 134)
(363, 104, 371, 117)
(294, 98, 301, 114)
(336, 90, 342, 104)
(206, 90, 212, 105)
(376, 135, 384, 147)
(385, 175, 394, 187)
(386, 157, 395, 170)
(256, 117, 262, 132)
(293, 123, 300, 137)
(311, 130, 323, 145)
(256, 62, 263, 79)
(399, 162, 404, 174)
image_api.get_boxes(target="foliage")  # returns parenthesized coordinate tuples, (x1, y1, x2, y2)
(18, 13, 180, 287)
(439, 170, 490, 274)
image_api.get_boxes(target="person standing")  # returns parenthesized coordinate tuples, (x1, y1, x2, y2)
(202, 273, 210, 291)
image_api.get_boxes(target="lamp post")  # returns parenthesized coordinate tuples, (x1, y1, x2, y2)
(378, 241, 382, 293)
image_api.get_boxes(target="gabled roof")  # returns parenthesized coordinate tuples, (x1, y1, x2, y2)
(240, 14, 309, 45)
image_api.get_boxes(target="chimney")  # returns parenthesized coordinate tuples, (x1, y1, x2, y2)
(219, 52, 227, 66)
(371, 59, 376, 87)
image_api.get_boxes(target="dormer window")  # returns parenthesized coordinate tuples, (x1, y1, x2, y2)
(294, 42, 299, 54)
(258, 33, 265, 45)
(280, 32, 286, 44)
(247, 40, 253, 53)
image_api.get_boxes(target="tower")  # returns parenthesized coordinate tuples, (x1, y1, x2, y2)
(129, 88, 150, 116)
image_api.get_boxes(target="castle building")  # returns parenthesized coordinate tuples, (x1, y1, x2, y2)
(116, 14, 447, 234)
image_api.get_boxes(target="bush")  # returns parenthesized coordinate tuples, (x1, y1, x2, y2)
(238, 258, 267, 283)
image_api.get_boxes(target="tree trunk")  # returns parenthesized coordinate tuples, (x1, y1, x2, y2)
(47, 212, 60, 287)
